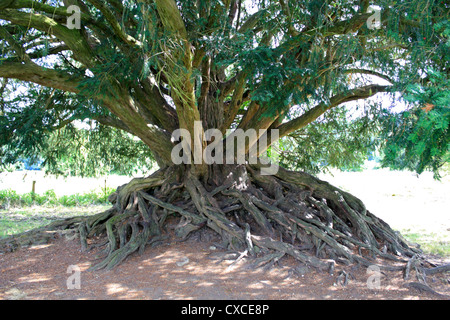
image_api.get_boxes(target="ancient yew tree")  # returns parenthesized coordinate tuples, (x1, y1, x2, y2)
(0, 0, 449, 274)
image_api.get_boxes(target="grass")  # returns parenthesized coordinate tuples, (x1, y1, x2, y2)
(401, 229, 450, 258)
(0, 205, 111, 238)
(0, 187, 116, 208)
(1, 169, 449, 259)
(0, 188, 114, 238)
(319, 168, 450, 260)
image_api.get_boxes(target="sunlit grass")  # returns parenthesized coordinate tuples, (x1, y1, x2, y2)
(0, 187, 115, 208)
(1, 170, 448, 260)
(0, 204, 111, 239)
(401, 228, 450, 258)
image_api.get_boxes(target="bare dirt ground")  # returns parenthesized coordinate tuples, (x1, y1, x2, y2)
(0, 228, 449, 300)
(0, 168, 449, 300)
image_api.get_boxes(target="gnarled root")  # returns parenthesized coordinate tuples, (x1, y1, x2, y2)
(80, 164, 426, 273)
(1, 164, 447, 283)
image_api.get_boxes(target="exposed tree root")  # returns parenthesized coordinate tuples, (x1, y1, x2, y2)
(404, 282, 450, 299)
(0, 215, 91, 252)
(1, 165, 448, 289)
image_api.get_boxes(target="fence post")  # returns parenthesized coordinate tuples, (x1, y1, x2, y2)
(31, 180, 36, 201)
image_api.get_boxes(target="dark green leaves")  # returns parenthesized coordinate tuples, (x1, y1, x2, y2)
(279, 106, 379, 175)
(380, 70, 450, 179)
(380, 106, 449, 179)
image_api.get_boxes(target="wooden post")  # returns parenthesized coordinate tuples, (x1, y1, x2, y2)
(32, 180, 36, 200)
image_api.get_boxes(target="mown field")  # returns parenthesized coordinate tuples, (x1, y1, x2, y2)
(0, 171, 130, 237)
(1, 168, 449, 258)
(318, 168, 450, 258)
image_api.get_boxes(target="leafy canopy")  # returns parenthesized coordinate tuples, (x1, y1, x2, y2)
(0, 0, 448, 177)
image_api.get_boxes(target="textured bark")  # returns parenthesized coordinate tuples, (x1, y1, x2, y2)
(0, 0, 445, 288)
(2, 164, 446, 282)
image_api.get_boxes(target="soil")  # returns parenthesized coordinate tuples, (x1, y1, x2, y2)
(1, 226, 449, 300)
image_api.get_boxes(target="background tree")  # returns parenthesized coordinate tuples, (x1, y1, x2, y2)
(0, 80, 155, 176)
(0, 0, 449, 273)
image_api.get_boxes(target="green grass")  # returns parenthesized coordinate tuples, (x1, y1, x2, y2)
(0, 205, 111, 238)
(401, 228, 450, 258)
(0, 188, 114, 239)
(0, 187, 448, 259)
(0, 217, 48, 238)
(0, 187, 115, 208)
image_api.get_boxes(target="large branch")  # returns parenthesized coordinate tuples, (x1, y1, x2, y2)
(153, 0, 205, 170)
(0, 61, 84, 92)
(98, 84, 175, 166)
(0, 8, 95, 67)
(0, 21, 71, 63)
(0, 25, 30, 62)
(281, 12, 373, 53)
(135, 79, 179, 132)
(85, 0, 142, 47)
(27, 44, 70, 60)
(236, 9, 266, 34)
(221, 71, 249, 132)
(154, 0, 188, 39)
(277, 84, 390, 138)
(343, 69, 393, 84)
(92, 115, 133, 134)
(7, 0, 105, 31)
(0, 60, 175, 164)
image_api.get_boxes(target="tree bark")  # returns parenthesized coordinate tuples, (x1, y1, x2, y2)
(1, 163, 433, 277)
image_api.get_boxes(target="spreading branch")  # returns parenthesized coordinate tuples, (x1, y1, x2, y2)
(277, 84, 391, 138)
(0, 61, 84, 92)
(0, 8, 95, 67)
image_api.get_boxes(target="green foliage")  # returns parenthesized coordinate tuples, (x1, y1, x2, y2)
(0, 187, 115, 208)
(401, 229, 450, 257)
(41, 124, 155, 177)
(0, 0, 449, 179)
(279, 106, 379, 174)
(0, 204, 110, 239)
(1, 120, 155, 177)
(380, 70, 450, 179)
(0, 80, 155, 177)
(380, 106, 449, 179)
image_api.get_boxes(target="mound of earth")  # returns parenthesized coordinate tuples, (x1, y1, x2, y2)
(0, 227, 448, 300)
